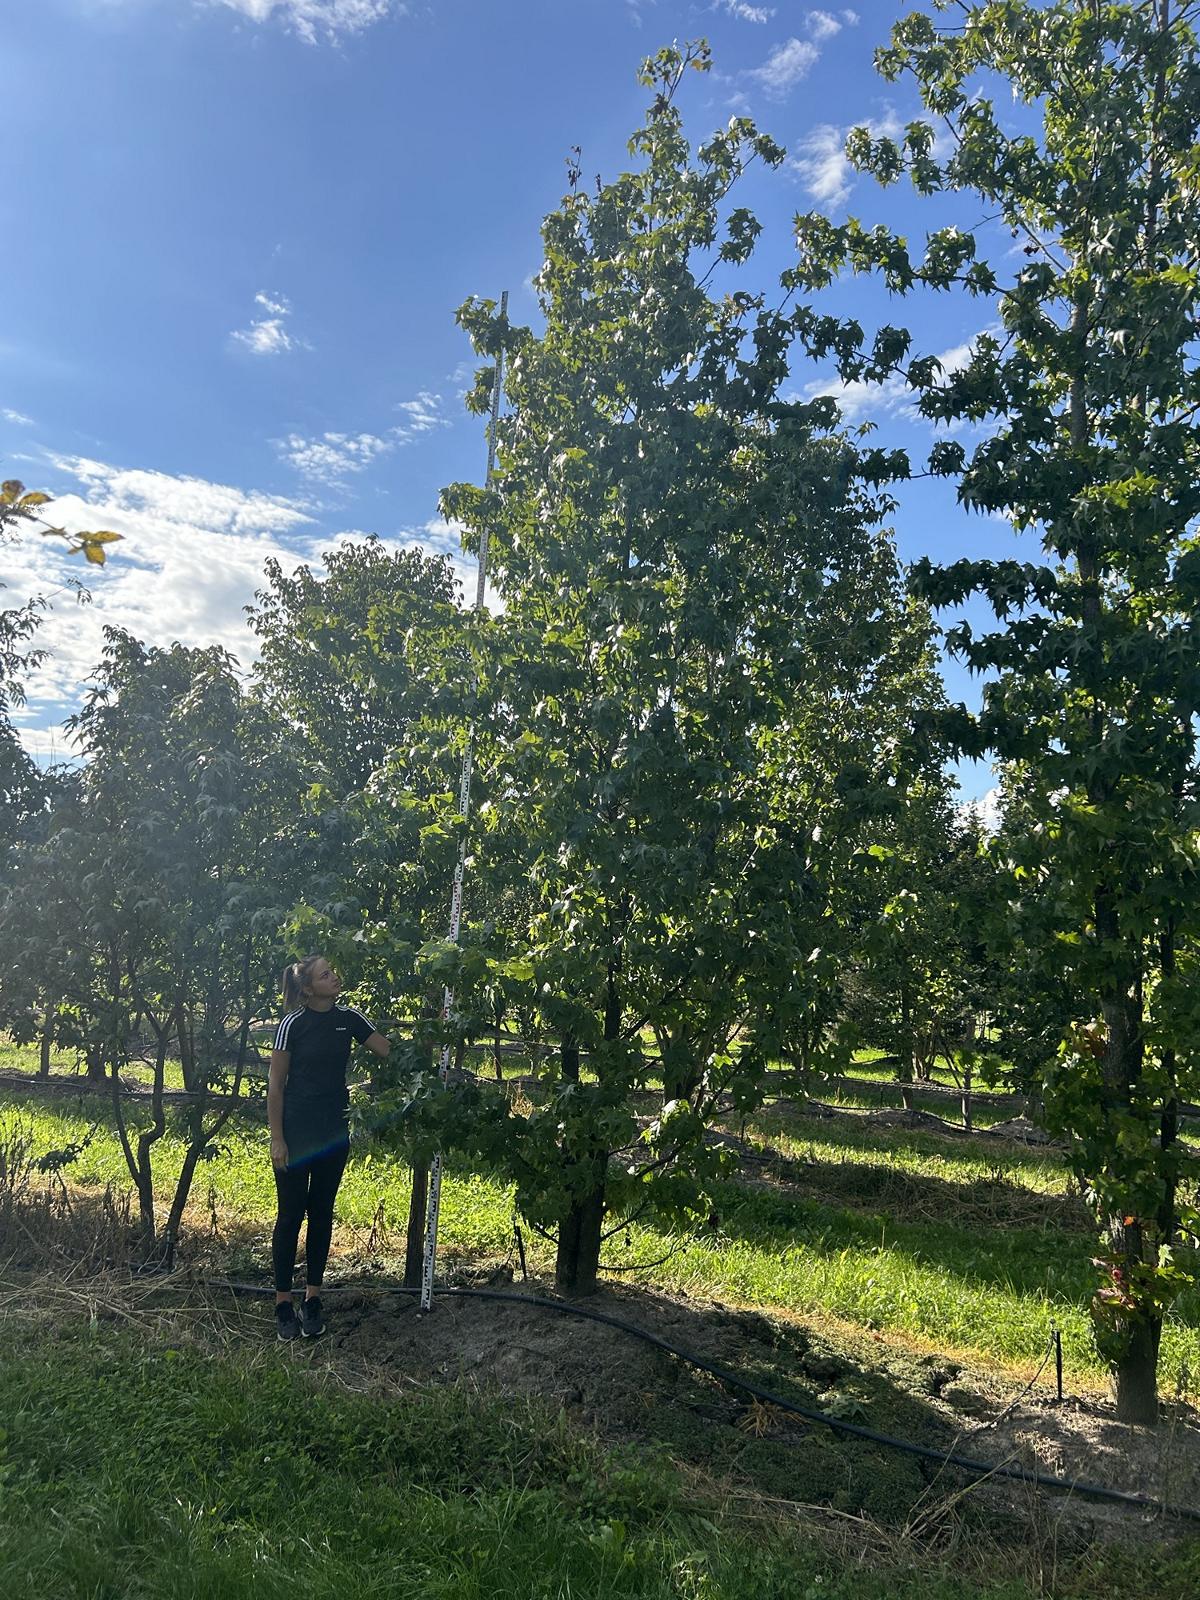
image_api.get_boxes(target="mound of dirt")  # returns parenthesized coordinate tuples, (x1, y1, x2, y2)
(324, 1281, 792, 1431)
(272, 1276, 1200, 1535)
(978, 1396, 1200, 1527)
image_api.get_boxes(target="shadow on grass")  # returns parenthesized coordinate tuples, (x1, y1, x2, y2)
(748, 1102, 1068, 1179)
(708, 1126, 1092, 1236)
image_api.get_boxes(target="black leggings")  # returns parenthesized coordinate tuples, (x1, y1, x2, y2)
(272, 1144, 349, 1293)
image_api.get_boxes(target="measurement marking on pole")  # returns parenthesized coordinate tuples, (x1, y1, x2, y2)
(420, 291, 508, 1313)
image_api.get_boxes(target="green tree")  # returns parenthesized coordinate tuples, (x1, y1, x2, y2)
(788, 0, 1200, 1420)
(61, 631, 299, 1253)
(0, 597, 48, 859)
(247, 535, 463, 797)
(428, 44, 938, 1294)
(851, 790, 999, 1110)
(249, 535, 476, 1284)
(247, 535, 473, 1019)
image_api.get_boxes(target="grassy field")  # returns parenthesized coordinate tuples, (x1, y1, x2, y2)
(4, 1041, 1200, 1598)
(4, 1056, 1199, 1392)
(8, 1306, 1195, 1600)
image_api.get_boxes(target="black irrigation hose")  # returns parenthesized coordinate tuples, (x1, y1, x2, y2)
(201, 1275, 1200, 1524)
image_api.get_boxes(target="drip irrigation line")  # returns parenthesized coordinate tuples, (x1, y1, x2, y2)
(199, 1275, 1200, 1524)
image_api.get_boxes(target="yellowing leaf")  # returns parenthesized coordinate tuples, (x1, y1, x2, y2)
(17, 491, 51, 508)
(1, 480, 25, 502)
(80, 530, 122, 544)
(81, 543, 108, 565)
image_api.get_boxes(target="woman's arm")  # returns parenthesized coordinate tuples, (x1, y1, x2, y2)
(267, 1048, 291, 1168)
(363, 1031, 390, 1061)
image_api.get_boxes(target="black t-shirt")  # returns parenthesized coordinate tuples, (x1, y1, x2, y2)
(274, 1004, 376, 1117)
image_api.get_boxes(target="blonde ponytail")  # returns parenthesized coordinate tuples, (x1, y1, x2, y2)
(282, 953, 324, 1014)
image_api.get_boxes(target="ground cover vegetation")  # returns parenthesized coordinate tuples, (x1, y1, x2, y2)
(3, 0, 1200, 1590)
(2, 1088, 1200, 1599)
(8, 1298, 1195, 1600)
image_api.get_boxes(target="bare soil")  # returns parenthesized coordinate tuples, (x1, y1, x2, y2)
(221, 1270, 1200, 1540)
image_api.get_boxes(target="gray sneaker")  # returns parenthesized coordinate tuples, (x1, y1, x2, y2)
(299, 1296, 325, 1339)
(275, 1301, 299, 1342)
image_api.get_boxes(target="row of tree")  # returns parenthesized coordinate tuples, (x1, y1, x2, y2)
(3, 0, 1198, 1425)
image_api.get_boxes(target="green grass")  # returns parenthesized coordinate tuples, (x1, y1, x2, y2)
(5, 1313, 1200, 1600)
(0, 1314, 1074, 1600)
(0, 1039, 83, 1077)
(6, 1080, 1200, 1395)
(0, 1037, 253, 1094)
(3, 1312, 1199, 1599)
(799, 1078, 1014, 1128)
(742, 1108, 1072, 1193)
(5, 1050, 1200, 1598)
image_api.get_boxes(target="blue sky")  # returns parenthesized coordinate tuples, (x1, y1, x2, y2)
(2, 0, 1030, 801)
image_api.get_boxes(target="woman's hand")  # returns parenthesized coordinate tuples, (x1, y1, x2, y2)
(270, 1135, 289, 1171)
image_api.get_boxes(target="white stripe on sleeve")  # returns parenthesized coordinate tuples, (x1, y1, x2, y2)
(274, 1009, 303, 1052)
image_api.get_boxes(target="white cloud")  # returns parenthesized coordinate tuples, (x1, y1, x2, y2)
(749, 38, 819, 97)
(231, 290, 304, 356)
(407, 515, 464, 561)
(279, 430, 392, 484)
(790, 111, 904, 211)
(394, 390, 450, 442)
(958, 784, 1001, 835)
(5, 455, 503, 743)
(211, 1, 405, 44)
(802, 340, 975, 424)
(977, 786, 1001, 834)
(795, 110, 955, 213)
(790, 123, 854, 210)
(5, 456, 319, 722)
(277, 393, 450, 482)
(807, 9, 844, 41)
(715, 1, 773, 21)
(13, 720, 81, 763)
(64, 456, 313, 536)
(2, 408, 34, 426)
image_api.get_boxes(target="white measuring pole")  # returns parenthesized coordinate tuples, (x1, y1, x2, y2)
(420, 290, 508, 1312)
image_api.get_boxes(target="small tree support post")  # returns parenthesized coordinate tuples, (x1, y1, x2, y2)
(420, 291, 508, 1314)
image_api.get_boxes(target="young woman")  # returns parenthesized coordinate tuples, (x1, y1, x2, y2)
(268, 954, 390, 1341)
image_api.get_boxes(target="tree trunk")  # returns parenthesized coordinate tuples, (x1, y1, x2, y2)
(405, 990, 441, 1288)
(662, 1041, 702, 1103)
(38, 1016, 53, 1078)
(561, 1034, 580, 1084)
(160, 944, 255, 1266)
(555, 1175, 605, 1295)
(161, 1126, 205, 1267)
(135, 1027, 169, 1246)
(554, 963, 619, 1296)
(1111, 1311, 1161, 1426)
(85, 1045, 105, 1083)
(1095, 879, 1157, 1421)
(404, 1162, 429, 1288)
(554, 1033, 606, 1293)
